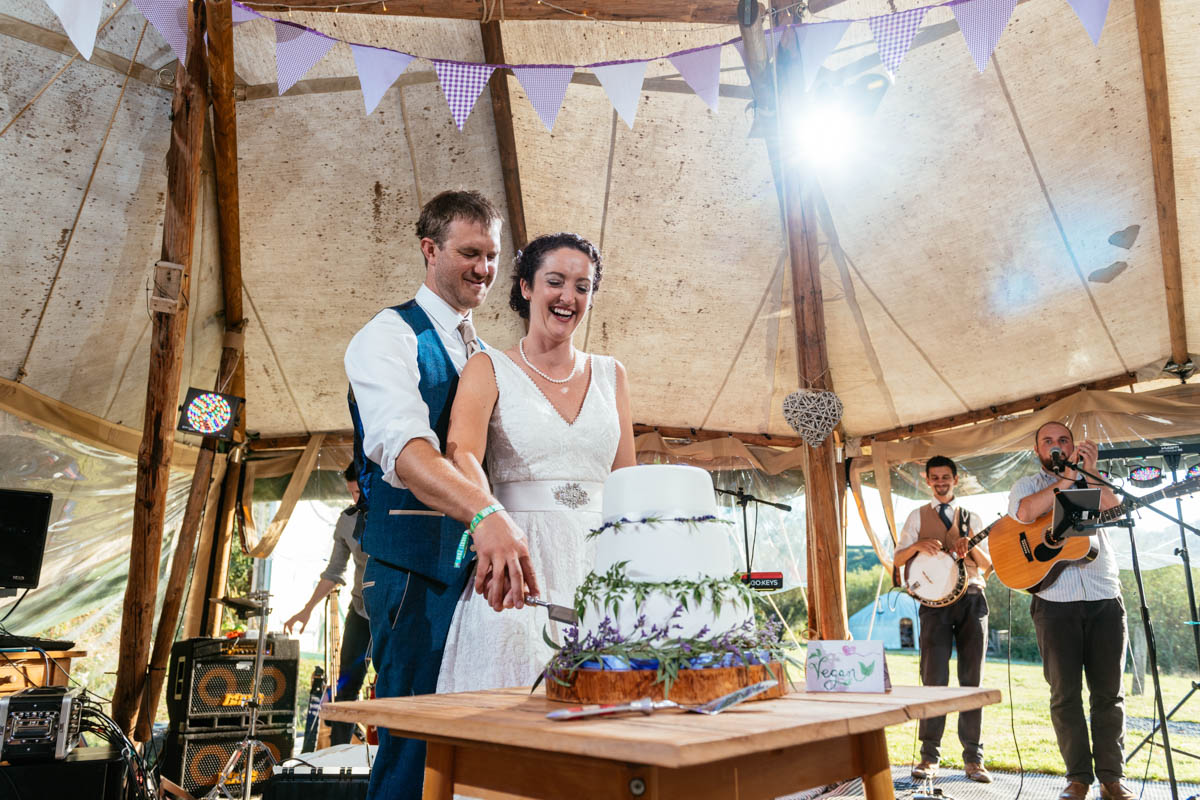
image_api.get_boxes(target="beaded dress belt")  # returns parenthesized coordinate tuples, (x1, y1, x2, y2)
(493, 480, 603, 513)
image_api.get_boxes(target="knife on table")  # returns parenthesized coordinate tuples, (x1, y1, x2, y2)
(524, 596, 579, 625)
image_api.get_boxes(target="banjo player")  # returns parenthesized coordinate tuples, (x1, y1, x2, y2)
(894, 455, 993, 784)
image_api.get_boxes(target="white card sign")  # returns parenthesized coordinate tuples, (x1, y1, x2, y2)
(805, 640, 890, 693)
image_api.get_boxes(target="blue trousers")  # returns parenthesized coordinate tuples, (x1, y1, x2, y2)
(362, 557, 469, 800)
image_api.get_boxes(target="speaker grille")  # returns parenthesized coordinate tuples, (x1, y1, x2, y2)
(165, 726, 293, 796)
(190, 661, 291, 716)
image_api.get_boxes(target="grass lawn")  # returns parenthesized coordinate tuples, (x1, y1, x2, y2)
(871, 650, 1200, 783)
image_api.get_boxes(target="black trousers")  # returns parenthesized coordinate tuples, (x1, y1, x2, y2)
(1031, 595, 1127, 784)
(329, 607, 372, 746)
(918, 590, 988, 764)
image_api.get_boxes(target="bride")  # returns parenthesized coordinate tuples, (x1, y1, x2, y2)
(436, 232, 636, 693)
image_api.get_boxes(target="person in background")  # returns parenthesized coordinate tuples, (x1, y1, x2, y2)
(284, 463, 370, 746)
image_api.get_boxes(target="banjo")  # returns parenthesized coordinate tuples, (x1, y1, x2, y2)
(903, 509, 997, 608)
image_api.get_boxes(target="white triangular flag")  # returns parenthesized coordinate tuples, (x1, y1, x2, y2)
(795, 20, 850, 91)
(351, 44, 414, 115)
(668, 47, 722, 111)
(593, 61, 647, 128)
(45, 0, 102, 61)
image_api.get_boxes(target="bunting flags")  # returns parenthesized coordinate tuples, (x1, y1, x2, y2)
(513, 66, 574, 131)
(953, 0, 1018, 73)
(44, 0, 101, 61)
(732, 26, 785, 67)
(1066, 0, 1111, 45)
(434, 61, 497, 130)
(351, 44, 414, 115)
(668, 47, 722, 111)
(593, 61, 648, 128)
(132, 0, 187, 64)
(274, 21, 335, 95)
(230, 3, 261, 24)
(795, 20, 850, 91)
(868, 6, 928, 76)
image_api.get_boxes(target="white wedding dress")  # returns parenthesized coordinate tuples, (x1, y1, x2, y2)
(437, 349, 621, 693)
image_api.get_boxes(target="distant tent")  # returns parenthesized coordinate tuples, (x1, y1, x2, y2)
(848, 592, 922, 651)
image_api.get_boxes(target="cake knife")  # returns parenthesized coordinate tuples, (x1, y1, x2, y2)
(545, 679, 778, 721)
(524, 596, 579, 625)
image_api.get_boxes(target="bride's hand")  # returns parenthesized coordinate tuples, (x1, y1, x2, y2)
(472, 511, 542, 611)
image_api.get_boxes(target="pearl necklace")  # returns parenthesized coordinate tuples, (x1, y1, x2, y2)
(519, 338, 578, 384)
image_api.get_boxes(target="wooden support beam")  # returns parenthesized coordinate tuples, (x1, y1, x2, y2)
(774, 19, 847, 641)
(633, 424, 804, 449)
(249, 432, 355, 450)
(111, 0, 209, 735)
(0, 12, 165, 90)
(207, 0, 248, 409)
(134, 331, 244, 742)
(480, 21, 528, 251)
(240, 0, 738, 22)
(862, 371, 1139, 443)
(202, 450, 245, 636)
(1133, 0, 1190, 376)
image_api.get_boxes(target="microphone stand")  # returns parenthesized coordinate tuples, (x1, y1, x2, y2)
(1062, 460, 1185, 800)
(714, 487, 792, 574)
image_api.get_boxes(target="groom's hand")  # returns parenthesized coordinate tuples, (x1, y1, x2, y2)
(472, 511, 541, 612)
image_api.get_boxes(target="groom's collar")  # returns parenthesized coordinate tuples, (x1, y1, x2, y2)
(416, 284, 472, 334)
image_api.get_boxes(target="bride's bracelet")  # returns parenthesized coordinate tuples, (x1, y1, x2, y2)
(455, 503, 506, 568)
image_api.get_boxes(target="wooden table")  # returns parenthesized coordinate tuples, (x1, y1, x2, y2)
(325, 684, 1000, 800)
(0, 650, 86, 695)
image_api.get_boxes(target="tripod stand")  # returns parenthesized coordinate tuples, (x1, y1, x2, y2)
(714, 486, 792, 574)
(205, 590, 277, 800)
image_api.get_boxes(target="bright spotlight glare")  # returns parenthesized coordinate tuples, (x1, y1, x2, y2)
(792, 105, 860, 167)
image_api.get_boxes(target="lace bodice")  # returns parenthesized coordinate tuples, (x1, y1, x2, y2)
(482, 350, 620, 484)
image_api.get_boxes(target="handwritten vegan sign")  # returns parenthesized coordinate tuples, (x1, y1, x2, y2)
(805, 641, 889, 693)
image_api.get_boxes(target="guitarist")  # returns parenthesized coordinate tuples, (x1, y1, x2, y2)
(1007, 422, 1130, 800)
(894, 455, 992, 784)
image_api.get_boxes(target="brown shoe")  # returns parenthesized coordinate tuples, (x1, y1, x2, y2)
(911, 760, 938, 780)
(1060, 781, 1092, 800)
(964, 763, 992, 783)
(1100, 783, 1134, 800)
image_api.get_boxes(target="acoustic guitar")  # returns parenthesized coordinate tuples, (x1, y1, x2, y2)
(990, 475, 1200, 593)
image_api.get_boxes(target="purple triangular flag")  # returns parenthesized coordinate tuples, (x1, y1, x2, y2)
(953, 0, 1017, 73)
(132, 0, 188, 64)
(513, 66, 574, 132)
(45, 0, 102, 60)
(433, 61, 497, 130)
(732, 26, 785, 66)
(593, 61, 647, 128)
(868, 6, 928, 75)
(230, 1, 261, 25)
(274, 21, 335, 95)
(668, 46, 721, 111)
(351, 44, 414, 115)
(1066, 0, 1111, 45)
(795, 20, 850, 90)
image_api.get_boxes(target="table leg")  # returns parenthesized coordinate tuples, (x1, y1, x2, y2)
(423, 742, 456, 800)
(859, 729, 895, 800)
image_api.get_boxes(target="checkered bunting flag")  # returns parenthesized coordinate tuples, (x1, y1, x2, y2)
(434, 61, 497, 130)
(953, 0, 1018, 73)
(132, 0, 187, 64)
(274, 21, 335, 95)
(868, 6, 928, 76)
(513, 66, 574, 131)
(231, 1, 261, 24)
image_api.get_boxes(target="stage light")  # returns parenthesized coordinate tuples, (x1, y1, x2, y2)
(1129, 465, 1163, 489)
(177, 388, 243, 440)
(790, 102, 860, 168)
(1189, 464, 1200, 480)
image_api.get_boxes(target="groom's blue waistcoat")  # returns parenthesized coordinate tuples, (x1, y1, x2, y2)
(348, 300, 475, 587)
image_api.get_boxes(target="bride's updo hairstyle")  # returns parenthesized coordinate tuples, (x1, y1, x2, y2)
(509, 232, 603, 320)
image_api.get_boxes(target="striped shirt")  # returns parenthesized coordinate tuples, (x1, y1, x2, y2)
(1007, 470, 1121, 602)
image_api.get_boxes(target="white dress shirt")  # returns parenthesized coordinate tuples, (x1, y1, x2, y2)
(897, 499, 989, 589)
(344, 284, 473, 489)
(1007, 469, 1121, 602)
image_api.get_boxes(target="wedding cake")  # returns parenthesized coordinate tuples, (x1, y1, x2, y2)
(543, 464, 792, 704)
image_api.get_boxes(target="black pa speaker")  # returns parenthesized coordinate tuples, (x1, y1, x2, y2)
(160, 724, 294, 797)
(1, 743, 125, 799)
(166, 636, 299, 732)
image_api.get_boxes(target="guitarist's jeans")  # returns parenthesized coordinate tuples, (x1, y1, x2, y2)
(918, 590, 988, 764)
(1031, 595, 1127, 784)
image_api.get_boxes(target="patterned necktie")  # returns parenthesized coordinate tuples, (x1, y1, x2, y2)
(937, 503, 954, 530)
(457, 318, 480, 358)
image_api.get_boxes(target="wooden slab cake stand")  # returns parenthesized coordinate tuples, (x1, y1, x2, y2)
(544, 662, 788, 704)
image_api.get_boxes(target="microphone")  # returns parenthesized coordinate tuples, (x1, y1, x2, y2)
(1049, 447, 1078, 475)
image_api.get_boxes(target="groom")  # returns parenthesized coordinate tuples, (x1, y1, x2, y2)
(345, 190, 540, 800)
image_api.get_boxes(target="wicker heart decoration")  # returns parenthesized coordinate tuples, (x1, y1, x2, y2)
(782, 389, 843, 447)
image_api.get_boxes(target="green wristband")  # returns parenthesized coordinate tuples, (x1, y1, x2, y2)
(469, 503, 504, 534)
